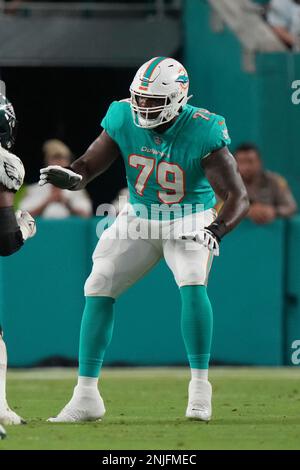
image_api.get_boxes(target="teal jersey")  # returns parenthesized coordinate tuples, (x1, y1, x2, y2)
(101, 100, 231, 219)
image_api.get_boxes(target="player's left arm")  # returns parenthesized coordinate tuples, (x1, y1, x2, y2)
(202, 145, 250, 240)
(39, 131, 120, 190)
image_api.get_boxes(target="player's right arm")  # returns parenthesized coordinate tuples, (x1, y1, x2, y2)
(39, 131, 120, 190)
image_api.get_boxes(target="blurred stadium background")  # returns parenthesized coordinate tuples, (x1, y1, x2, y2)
(0, 0, 300, 371)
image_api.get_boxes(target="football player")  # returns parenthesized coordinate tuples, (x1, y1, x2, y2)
(0, 93, 36, 425)
(41, 57, 249, 423)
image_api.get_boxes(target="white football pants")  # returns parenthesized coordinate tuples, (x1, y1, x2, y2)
(85, 204, 217, 299)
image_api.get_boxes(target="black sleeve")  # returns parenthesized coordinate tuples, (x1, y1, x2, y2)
(0, 206, 24, 257)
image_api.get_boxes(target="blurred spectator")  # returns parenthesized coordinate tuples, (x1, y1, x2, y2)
(267, 0, 300, 49)
(20, 139, 92, 219)
(3, 0, 24, 15)
(235, 143, 297, 224)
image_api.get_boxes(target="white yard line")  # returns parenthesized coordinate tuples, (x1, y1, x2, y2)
(6, 366, 300, 381)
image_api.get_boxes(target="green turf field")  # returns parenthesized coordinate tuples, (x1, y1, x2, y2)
(0, 367, 300, 450)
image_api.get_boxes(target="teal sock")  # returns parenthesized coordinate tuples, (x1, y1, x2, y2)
(180, 285, 213, 370)
(79, 296, 115, 378)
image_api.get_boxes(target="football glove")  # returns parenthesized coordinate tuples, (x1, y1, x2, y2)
(179, 229, 220, 256)
(39, 165, 82, 190)
(0, 146, 25, 192)
(15, 210, 36, 241)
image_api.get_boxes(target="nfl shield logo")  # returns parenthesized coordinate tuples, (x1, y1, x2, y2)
(154, 136, 162, 145)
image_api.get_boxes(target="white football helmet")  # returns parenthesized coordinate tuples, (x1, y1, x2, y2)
(130, 57, 190, 129)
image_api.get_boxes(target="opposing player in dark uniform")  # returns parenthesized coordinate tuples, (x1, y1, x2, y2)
(0, 94, 36, 426)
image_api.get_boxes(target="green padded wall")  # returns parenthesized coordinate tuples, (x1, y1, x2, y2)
(0, 219, 90, 366)
(0, 218, 285, 367)
(285, 216, 300, 365)
(209, 219, 285, 366)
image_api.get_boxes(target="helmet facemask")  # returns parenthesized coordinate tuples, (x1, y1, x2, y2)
(130, 90, 187, 129)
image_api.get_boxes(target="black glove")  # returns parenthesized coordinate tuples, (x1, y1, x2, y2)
(205, 221, 227, 242)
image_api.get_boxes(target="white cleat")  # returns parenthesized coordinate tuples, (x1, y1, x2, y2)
(47, 385, 105, 423)
(185, 379, 212, 422)
(0, 402, 26, 425)
(0, 424, 7, 439)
